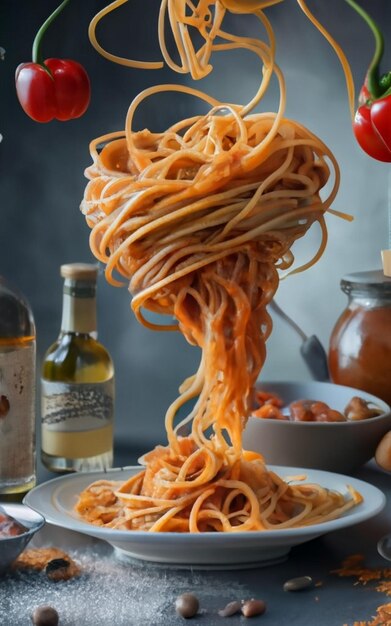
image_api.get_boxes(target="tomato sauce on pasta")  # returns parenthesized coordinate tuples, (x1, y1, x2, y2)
(75, 0, 361, 532)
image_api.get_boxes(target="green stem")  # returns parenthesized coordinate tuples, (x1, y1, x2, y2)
(32, 0, 71, 66)
(344, 0, 384, 98)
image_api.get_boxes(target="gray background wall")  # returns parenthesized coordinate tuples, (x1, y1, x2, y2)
(1, 1, 390, 454)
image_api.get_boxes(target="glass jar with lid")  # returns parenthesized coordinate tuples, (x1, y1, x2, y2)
(328, 269, 391, 405)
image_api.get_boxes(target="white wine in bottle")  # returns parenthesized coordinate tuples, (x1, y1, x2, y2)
(41, 263, 115, 472)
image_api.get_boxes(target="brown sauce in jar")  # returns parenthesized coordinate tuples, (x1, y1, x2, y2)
(328, 271, 391, 405)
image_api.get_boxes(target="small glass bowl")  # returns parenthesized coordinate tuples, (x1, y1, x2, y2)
(0, 502, 45, 574)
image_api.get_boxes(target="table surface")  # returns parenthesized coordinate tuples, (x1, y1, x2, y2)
(5, 448, 391, 626)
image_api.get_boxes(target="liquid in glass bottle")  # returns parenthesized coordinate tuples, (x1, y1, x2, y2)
(0, 277, 36, 495)
(41, 263, 115, 472)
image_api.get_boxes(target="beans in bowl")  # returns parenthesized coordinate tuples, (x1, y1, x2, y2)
(253, 391, 383, 422)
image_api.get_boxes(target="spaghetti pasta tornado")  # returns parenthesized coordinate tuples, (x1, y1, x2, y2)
(76, 0, 361, 532)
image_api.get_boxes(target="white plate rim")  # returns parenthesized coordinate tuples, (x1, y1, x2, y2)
(24, 465, 386, 545)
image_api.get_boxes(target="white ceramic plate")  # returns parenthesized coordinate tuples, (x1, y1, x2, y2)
(24, 466, 385, 569)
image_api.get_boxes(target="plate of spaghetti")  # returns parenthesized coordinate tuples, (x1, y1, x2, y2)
(24, 466, 385, 568)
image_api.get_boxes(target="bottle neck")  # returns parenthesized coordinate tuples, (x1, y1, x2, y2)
(60, 278, 97, 334)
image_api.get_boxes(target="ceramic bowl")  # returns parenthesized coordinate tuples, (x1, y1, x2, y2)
(0, 502, 45, 574)
(242, 381, 391, 474)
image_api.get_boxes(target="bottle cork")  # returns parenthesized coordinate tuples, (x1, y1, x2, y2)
(381, 250, 391, 278)
(60, 263, 98, 281)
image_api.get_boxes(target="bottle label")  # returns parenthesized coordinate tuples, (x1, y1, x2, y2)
(41, 378, 114, 459)
(41, 378, 114, 432)
(0, 344, 36, 485)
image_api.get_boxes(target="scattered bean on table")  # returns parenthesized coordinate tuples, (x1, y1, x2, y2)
(218, 600, 242, 617)
(175, 593, 200, 618)
(283, 576, 313, 592)
(31, 605, 59, 626)
(45, 558, 71, 581)
(241, 599, 267, 617)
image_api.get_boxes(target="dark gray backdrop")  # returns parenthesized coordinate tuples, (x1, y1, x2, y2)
(1, 0, 390, 454)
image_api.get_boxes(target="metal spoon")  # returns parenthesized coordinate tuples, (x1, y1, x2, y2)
(269, 300, 329, 382)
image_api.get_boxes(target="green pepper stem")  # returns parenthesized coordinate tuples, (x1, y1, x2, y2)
(32, 0, 71, 66)
(344, 0, 384, 99)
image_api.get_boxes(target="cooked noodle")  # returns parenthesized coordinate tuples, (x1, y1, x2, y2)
(76, 0, 361, 532)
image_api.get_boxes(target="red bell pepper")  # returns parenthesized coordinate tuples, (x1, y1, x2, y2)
(220, 0, 283, 12)
(15, 0, 90, 123)
(346, 0, 391, 162)
(353, 102, 391, 163)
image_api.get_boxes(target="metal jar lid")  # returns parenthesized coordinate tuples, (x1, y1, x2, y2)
(341, 269, 391, 297)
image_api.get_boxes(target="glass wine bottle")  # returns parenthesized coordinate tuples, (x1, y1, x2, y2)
(0, 276, 36, 495)
(41, 263, 115, 472)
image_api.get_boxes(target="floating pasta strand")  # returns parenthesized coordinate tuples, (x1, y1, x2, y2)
(88, 0, 164, 69)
